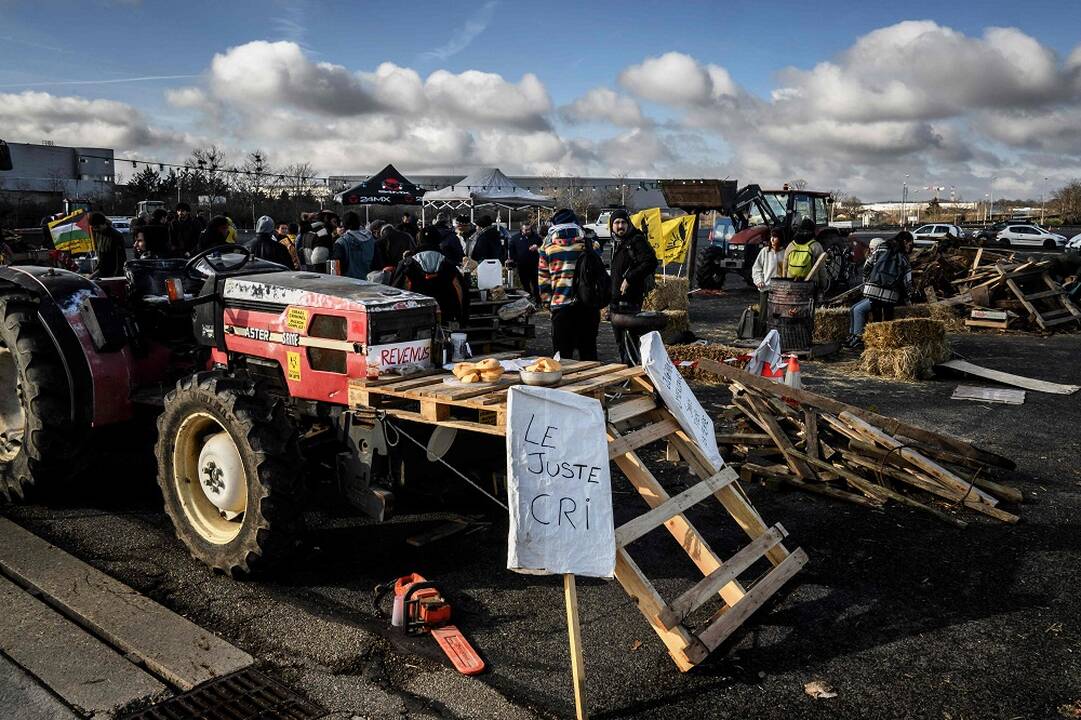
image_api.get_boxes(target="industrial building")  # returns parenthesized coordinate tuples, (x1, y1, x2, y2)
(0, 140, 116, 204)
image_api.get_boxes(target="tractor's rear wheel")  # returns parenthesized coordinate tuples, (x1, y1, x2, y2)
(695, 247, 727, 289)
(0, 292, 86, 501)
(156, 373, 303, 576)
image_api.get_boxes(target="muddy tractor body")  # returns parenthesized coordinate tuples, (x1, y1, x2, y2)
(0, 247, 447, 574)
(696, 185, 858, 294)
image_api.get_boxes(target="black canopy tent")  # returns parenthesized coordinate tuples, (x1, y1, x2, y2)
(334, 163, 425, 222)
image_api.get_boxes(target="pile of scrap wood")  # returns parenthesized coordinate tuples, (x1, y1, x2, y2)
(696, 358, 1022, 527)
(917, 246, 1081, 332)
(828, 245, 1081, 333)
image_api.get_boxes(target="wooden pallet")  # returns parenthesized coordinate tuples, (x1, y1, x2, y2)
(347, 358, 640, 434)
(996, 265, 1081, 330)
(349, 360, 806, 670)
(606, 388, 807, 671)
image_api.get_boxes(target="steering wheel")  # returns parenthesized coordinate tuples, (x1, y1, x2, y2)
(184, 244, 252, 276)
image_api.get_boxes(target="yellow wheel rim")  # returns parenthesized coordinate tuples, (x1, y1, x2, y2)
(172, 412, 248, 544)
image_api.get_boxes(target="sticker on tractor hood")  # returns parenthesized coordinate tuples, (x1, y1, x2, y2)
(367, 339, 432, 370)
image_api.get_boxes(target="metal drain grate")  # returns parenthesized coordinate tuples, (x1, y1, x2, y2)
(123, 667, 325, 720)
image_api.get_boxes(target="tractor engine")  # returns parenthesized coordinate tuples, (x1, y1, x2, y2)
(194, 271, 438, 401)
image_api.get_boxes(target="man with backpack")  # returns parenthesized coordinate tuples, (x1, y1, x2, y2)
(538, 208, 603, 361)
(783, 218, 824, 283)
(391, 226, 469, 325)
(608, 208, 659, 364)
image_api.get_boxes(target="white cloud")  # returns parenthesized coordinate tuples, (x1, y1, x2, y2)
(208, 41, 378, 116)
(619, 52, 737, 105)
(0, 91, 191, 150)
(560, 87, 647, 127)
(424, 69, 550, 130)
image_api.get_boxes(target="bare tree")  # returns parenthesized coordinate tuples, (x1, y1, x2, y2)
(790, 178, 808, 191)
(1052, 180, 1081, 224)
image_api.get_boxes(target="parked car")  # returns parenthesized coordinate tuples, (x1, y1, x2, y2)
(996, 224, 1066, 249)
(911, 223, 966, 246)
(974, 221, 1010, 246)
(1067, 232, 1081, 250)
(107, 216, 133, 247)
(582, 211, 612, 241)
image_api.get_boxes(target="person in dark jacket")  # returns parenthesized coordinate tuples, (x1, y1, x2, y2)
(89, 212, 127, 277)
(469, 215, 504, 262)
(246, 215, 293, 267)
(438, 214, 466, 265)
(378, 224, 415, 268)
(169, 202, 204, 257)
(509, 222, 542, 301)
(608, 208, 659, 363)
(391, 226, 469, 325)
(397, 212, 418, 239)
(197, 216, 232, 251)
(332, 211, 380, 279)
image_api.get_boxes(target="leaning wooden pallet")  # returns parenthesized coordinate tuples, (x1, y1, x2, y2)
(348, 357, 808, 672)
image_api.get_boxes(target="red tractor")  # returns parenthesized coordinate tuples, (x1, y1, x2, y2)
(0, 246, 450, 575)
(695, 185, 865, 295)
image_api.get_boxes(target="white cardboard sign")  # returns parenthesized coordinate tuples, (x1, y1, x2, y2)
(639, 331, 725, 471)
(506, 385, 615, 578)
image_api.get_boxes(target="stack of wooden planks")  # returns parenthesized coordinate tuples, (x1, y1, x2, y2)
(696, 358, 1023, 527)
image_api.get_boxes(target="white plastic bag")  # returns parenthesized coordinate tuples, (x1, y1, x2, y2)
(746, 329, 783, 376)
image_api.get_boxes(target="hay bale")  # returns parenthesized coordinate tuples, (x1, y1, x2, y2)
(643, 276, 689, 312)
(859, 318, 950, 380)
(894, 304, 932, 319)
(814, 306, 851, 344)
(927, 303, 968, 332)
(660, 309, 690, 343)
(667, 342, 746, 385)
(863, 318, 945, 349)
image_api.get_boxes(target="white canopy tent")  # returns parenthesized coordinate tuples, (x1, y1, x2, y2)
(421, 167, 553, 227)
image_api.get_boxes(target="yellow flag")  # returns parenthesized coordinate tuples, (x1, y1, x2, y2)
(658, 215, 696, 264)
(630, 208, 663, 256)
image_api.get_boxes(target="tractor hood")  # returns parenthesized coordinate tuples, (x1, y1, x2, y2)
(221, 272, 437, 313)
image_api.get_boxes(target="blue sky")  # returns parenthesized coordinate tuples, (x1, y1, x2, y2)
(2, 0, 1080, 199)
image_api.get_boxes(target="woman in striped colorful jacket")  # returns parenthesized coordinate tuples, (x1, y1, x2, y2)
(538, 209, 600, 360)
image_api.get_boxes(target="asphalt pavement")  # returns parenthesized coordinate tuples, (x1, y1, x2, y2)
(2, 276, 1081, 718)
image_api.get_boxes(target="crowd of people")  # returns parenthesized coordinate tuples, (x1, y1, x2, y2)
(105, 202, 663, 366)
(747, 219, 914, 349)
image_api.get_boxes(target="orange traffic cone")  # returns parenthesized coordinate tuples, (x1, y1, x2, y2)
(784, 355, 802, 389)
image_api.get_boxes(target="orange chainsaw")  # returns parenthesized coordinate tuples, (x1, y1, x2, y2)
(386, 573, 485, 676)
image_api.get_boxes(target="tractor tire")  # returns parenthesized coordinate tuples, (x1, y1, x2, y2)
(156, 372, 303, 576)
(695, 247, 727, 289)
(0, 292, 87, 501)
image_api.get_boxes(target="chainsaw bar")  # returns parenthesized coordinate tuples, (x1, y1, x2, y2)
(430, 625, 485, 675)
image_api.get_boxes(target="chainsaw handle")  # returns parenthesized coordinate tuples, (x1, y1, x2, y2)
(401, 581, 440, 606)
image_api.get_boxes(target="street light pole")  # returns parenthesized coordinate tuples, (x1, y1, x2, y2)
(1041, 176, 1048, 225)
(901, 174, 909, 228)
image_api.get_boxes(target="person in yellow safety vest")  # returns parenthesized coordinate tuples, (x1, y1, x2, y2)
(224, 214, 238, 244)
(783, 218, 823, 282)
